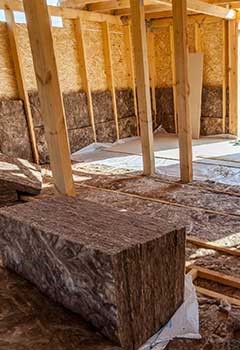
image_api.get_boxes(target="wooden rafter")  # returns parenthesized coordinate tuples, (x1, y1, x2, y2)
(61, 0, 236, 19)
(0, 0, 122, 24)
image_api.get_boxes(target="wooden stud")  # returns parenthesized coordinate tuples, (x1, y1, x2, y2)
(194, 265, 240, 289)
(222, 20, 228, 134)
(74, 17, 96, 142)
(102, 21, 119, 140)
(23, 0, 75, 196)
(130, 0, 155, 176)
(123, 23, 139, 135)
(147, 24, 157, 129)
(196, 286, 240, 306)
(172, 0, 193, 183)
(170, 24, 178, 134)
(187, 236, 240, 257)
(228, 19, 238, 136)
(5, 8, 39, 165)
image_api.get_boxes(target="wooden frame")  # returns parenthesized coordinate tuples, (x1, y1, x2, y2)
(187, 236, 240, 257)
(188, 265, 240, 306)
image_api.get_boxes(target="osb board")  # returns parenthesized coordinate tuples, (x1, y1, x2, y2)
(187, 23, 195, 53)
(17, 21, 82, 93)
(82, 20, 108, 91)
(154, 26, 172, 87)
(0, 23, 18, 99)
(53, 19, 82, 92)
(109, 24, 129, 89)
(16, 23, 37, 92)
(199, 20, 223, 86)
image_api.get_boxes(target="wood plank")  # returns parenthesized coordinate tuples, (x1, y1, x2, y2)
(228, 19, 238, 136)
(196, 286, 240, 306)
(193, 265, 240, 289)
(123, 23, 139, 135)
(102, 21, 119, 140)
(188, 52, 204, 139)
(187, 236, 240, 257)
(0, 196, 185, 350)
(23, 0, 75, 196)
(130, 0, 155, 175)
(74, 17, 96, 142)
(5, 8, 39, 165)
(0, 0, 122, 24)
(222, 20, 227, 134)
(147, 25, 157, 128)
(170, 24, 178, 134)
(172, 0, 193, 183)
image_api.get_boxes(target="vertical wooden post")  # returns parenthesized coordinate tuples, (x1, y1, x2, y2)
(74, 17, 96, 142)
(170, 24, 178, 134)
(147, 24, 157, 128)
(228, 19, 238, 136)
(23, 0, 75, 196)
(5, 8, 39, 164)
(222, 20, 228, 134)
(102, 21, 119, 140)
(123, 23, 139, 135)
(130, 0, 155, 175)
(172, 0, 193, 183)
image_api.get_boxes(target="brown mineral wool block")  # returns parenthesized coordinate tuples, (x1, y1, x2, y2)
(0, 197, 185, 350)
(0, 153, 42, 195)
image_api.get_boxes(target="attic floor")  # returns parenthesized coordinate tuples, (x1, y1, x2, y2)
(2, 134, 240, 350)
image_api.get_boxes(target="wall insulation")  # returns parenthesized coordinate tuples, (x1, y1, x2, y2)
(0, 13, 228, 164)
(152, 15, 226, 136)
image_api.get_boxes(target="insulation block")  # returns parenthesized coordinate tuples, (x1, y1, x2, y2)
(0, 152, 42, 195)
(0, 197, 185, 350)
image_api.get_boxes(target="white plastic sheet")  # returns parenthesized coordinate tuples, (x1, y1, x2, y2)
(139, 276, 201, 350)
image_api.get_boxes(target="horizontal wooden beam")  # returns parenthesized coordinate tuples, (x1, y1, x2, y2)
(89, 0, 168, 12)
(1, 0, 122, 24)
(156, 0, 236, 19)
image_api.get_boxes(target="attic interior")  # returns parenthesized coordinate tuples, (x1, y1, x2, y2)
(1, 0, 240, 349)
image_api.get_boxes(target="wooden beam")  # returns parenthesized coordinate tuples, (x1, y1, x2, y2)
(172, 0, 192, 183)
(222, 20, 228, 133)
(170, 24, 178, 134)
(228, 19, 238, 136)
(156, 0, 236, 19)
(74, 18, 97, 142)
(130, 0, 155, 175)
(187, 236, 240, 257)
(5, 8, 39, 165)
(123, 23, 139, 135)
(147, 24, 157, 128)
(89, 0, 168, 12)
(102, 21, 119, 140)
(0, 0, 122, 24)
(23, 0, 75, 196)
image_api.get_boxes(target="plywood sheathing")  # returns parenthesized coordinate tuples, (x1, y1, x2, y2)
(0, 23, 18, 99)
